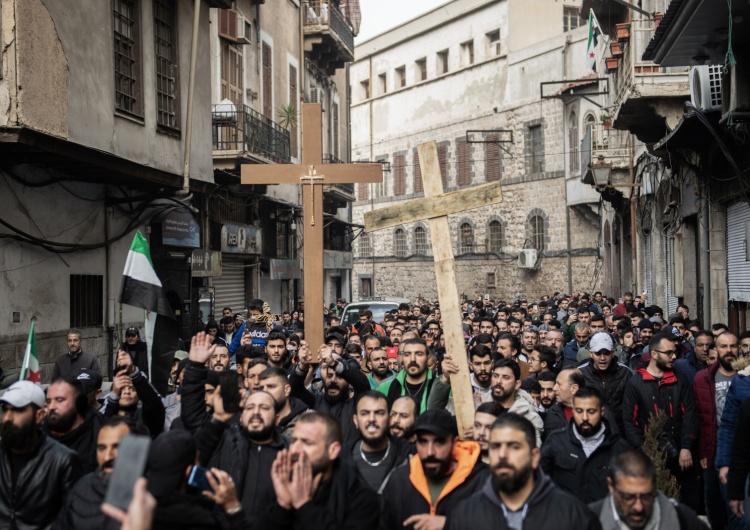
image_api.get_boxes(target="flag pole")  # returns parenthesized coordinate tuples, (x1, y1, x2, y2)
(19, 317, 36, 382)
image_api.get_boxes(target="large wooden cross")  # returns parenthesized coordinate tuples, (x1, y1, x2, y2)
(364, 141, 503, 436)
(242, 104, 382, 356)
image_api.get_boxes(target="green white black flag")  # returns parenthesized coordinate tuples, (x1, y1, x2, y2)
(120, 232, 174, 318)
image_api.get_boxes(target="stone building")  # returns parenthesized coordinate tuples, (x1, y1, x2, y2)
(350, 0, 602, 302)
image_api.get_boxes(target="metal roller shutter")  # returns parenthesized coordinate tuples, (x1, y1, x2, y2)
(644, 233, 653, 298)
(666, 235, 679, 315)
(728, 202, 750, 301)
(213, 260, 247, 316)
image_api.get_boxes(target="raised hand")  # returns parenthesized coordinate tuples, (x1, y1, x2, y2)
(189, 332, 216, 364)
(203, 468, 241, 513)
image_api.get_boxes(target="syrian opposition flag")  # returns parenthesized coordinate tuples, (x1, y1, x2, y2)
(586, 9, 603, 72)
(19, 320, 40, 383)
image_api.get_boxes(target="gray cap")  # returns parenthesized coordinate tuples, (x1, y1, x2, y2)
(0, 381, 45, 409)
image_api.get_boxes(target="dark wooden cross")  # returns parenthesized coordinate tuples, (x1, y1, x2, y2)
(242, 103, 382, 357)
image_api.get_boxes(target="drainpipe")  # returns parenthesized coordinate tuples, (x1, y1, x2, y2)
(629, 134, 637, 293)
(701, 188, 711, 325)
(180, 0, 201, 196)
(562, 35, 572, 294)
(368, 55, 375, 294)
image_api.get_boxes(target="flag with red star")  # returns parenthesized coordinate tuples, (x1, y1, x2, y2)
(586, 10, 602, 72)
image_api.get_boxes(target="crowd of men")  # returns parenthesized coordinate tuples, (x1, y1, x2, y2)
(5, 291, 750, 529)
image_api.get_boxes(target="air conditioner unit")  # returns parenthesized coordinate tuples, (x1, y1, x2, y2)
(722, 63, 750, 122)
(690, 65, 722, 111)
(236, 15, 252, 45)
(518, 249, 538, 269)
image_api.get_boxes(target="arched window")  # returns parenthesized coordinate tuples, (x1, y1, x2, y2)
(414, 226, 429, 255)
(487, 220, 505, 252)
(359, 233, 371, 258)
(459, 222, 474, 254)
(569, 112, 579, 173)
(529, 215, 545, 251)
(394, 228, 407, 257)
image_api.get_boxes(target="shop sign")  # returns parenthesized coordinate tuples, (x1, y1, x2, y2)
(191, 250, 222, 277)
(221, 224, 262, 254)
(162, 210, 200, 248)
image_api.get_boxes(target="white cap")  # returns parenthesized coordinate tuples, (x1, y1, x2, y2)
(0, 381, 46, 409)
(589, 331, 615, 353)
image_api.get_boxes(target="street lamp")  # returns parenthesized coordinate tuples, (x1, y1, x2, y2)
(591, 155, 613, 187)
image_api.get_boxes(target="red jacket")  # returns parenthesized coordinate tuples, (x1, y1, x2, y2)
(693, 362, 720, 463)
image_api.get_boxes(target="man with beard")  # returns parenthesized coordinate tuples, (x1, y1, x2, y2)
(264, 330, 291, 371)
(208, 345, 231, 372)
(377, 338, 435, 414)
(590, 450, 704, 530)
(694, 331, 739, 530)
(389, 396, 418, 442)
(444, 413, 602, 530)
(675, 329, 712, 385)
(520, 328, 538, 363)
(291, 341, 369, 443)
(347, 391, 412, 492)
(53, 329, 102, 380)
(427, 346, 494, 412)
(45, 376, 103, 473)
(0, 381, 81, 529)
(622, 332, 701, 512)
(120, 326, 149, 377)
(537, 372, 557, 417)
(542, 368, 585, 441)
(195, 389, 288, 526)
(259, 412, 379, 530)
(258, 367, 311, 438)
(56, 416, 150, 530)
(379, 409, 488, 530)
(470, 402, 505, 464)
(496, 333, 531, 380)
(367, 347, 396, 389)
(545, 329, 566, 372)
(101, 349, 165, 437)
(578, 332, 632, 433)
(488, 358, 543, 447)
(180, 332, 228, 433)
(540, 387, 630, 503)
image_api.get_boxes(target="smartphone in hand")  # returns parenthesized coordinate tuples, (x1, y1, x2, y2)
(103, 435, 151, 511)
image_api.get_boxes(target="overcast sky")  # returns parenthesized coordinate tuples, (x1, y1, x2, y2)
(355, 0, 444, 44)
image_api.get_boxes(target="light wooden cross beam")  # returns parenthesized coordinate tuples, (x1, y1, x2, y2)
(242, 103, 382, 358)
(364, 141, 503, 436)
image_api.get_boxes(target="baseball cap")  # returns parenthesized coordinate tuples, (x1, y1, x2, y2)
(0, 381, 45, 409)
(147, 430, 197, 498)
(589, 331, 614, 353)
(325, 332, 345, 345)
(76, 369, 103, 394)
(638, 319, 654, 330)
(386, 347, 399, 359)
(173, 350, 189, 361)
(649, 316, 665, 325)
(662, 325, 683, 342)
(125, 326, 139, 336)
(414, 409, 458, 438)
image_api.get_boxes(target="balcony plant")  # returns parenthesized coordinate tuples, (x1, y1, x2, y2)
(277, 102, 298, 130)
(610, 41, 623, 58)
(601, 113, 613, 130)
(616, 22, 631, 41)
(605, 56, 620, 72)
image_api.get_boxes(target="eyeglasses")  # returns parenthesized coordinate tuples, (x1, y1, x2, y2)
(614, 489, 657, 504)
(652, 349, 677, 357)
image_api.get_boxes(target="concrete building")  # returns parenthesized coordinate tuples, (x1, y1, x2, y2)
(350, 0, 601, 302)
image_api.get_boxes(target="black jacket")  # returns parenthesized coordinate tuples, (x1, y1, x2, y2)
(289, 361, 370, 443)
(343, 435, 413, 492)
(46, 408, 102, 474)
(54, 471, 120, 530)
(101, 368, 165, 437)
(195, 416, 288, 526)
(579, 360, 633, 432)
(589, 492, 705, 530)
(542, 403, 568, 442)
(180, 361, 212, 434)
(52, 350, 101, 381)
(253, 459, 379, 530)
(152, 492, 247, 530)
(728, 396, 750, 500)
(278, 397, 311, 438)
(622, 368, 698, 451)
(445, 471, 602, 530)
(120, 340, 149, 378)
(0, 433, 82, 530)
(540, 419, 631, 503)
(379, 441, 488, 530)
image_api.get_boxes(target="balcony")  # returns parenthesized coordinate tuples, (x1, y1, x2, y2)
(610, 16, 690, 143)
(322, 154, 355, 206)
(303, 1, 354, 74)
(212, 103, 291, 166)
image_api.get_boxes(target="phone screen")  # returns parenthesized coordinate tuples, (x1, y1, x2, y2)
(104, 435, 151, 511)
(187, 466, 214, 492)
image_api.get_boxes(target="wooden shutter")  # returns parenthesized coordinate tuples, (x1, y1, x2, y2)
(457, 139, 471, 186)
(358, 183, 368, 201)
(413, 149, 423, 193)
(438, 144, 448, 189)
(485, 134, 501, 181)
(332, 102, 339, 159)
(219, 9, 238, 41)
(394, 155, 406, 196)
(262, 42, 272, 119)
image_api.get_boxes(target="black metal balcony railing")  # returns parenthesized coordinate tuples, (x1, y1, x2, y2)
(323, 154, 354, 195)
(304, 1, 354, 55)
(212, 104, 291, 164)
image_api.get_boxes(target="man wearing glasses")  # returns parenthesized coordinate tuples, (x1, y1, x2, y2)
(622, 332, 701, 512)
(590, 450, 705, 530)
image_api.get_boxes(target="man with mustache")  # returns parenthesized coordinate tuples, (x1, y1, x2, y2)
(57, 416, 149, 530)
(380, 409, 488, 530)
(470, 402, 505, 464)
(258, 367, 311, 438)
(377, 338, 435, 414)
(540, 387, 630, 503)
(590, 450, 705, 530)
(445, 413, 600, 530)
(367, 347, 396, 389)
(427, 346, 494, 412)
(537, 371, 557, 415)
(488, 358, 543, 447)
(694, 331, 739, 530)
(347, 391, 412, 492)
(389, 395, 418, 443)
(0, 381, 81, 529)
(195, 389, 287, 526)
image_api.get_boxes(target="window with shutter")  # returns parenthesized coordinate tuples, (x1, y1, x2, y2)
(394, 229, 407, 257)
(459, 223, 474, 254)
(113, 0, 143, 116)
(218, 9, 238, 41)
(413, 149, 423, 193)
(394, 155, 406, 196)
(262, 42, 273, 119)
(220, 41, 243, 108)
(332, 103, 339, 160)
(358, 182, 369, 201)
(457, 139, 471, 186)
(438, 144, 448, 189)
(154, 0, 179, 130)
(485, 134, 502, 181)
(414, 226, 429, 255)
(488, 220, 505, 252)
